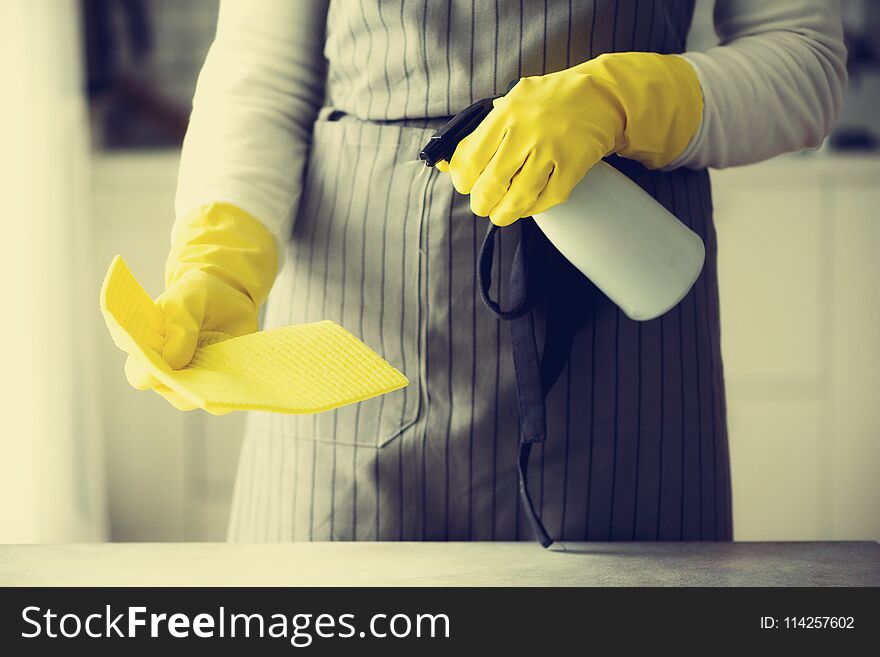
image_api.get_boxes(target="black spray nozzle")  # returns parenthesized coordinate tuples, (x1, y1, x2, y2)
(419, 96, 499, 167)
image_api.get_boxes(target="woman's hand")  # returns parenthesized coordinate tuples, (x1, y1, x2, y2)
(444, 52, 704, 226)
(123, 202, 278, 410)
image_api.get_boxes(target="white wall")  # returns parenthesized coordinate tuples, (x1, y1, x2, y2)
(1, 0, 107, 543)
(92, 152, 242, 541)
(714, 155, 880, 541)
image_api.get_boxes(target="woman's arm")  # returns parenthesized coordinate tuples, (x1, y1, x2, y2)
(670, 0, 847, 169)
(173, 0, 330, 255)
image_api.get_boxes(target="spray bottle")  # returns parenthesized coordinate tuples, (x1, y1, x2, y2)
(420, 96, 705, 321)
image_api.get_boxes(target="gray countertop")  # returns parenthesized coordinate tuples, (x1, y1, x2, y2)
(1, 541, 877, 587)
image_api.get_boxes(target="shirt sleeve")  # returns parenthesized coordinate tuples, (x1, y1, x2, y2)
(173, 0, 330, 256)
(669, 0, 848, 170)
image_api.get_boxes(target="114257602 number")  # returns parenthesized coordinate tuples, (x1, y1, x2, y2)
(783, 617, 854, 629)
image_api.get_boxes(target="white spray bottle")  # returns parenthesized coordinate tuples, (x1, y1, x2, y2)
(420, 97, 704, 321)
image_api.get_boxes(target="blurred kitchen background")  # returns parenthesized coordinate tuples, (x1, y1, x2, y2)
(0, 0, 877, 544)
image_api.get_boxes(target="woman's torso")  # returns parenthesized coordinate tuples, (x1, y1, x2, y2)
(323, 0, 697, 121)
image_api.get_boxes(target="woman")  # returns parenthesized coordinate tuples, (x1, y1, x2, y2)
(126, 0, 846, 542)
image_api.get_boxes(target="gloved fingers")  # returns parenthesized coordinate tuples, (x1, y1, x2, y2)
(468, 134, 530, 218)
(448, 105, 509, 195)
(153, 384, 199, 412)
(523, 165, 586, 217)
(125, 354, 197, 412)
(435, 160, 449, 173)
(125, 354, 198, 411)
(207, 281, 260, 338)
(157, 277, 206, 370)
(488, 154, 555, 227)
(124, 353, 161, 391)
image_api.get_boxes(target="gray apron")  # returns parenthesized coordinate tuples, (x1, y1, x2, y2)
(227, 0, 733, 542)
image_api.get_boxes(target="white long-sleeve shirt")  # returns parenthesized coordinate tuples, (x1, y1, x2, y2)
(672, 0, 847, 169)
(174, 0, 847, 253)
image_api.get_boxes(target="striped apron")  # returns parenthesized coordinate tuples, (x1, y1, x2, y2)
(227, 0, 734, 542)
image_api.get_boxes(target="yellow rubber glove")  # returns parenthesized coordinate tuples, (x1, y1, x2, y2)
(444, 52, 703, 226)
(124, 202, 278, 406)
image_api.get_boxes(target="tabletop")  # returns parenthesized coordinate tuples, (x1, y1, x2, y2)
(1, 541, 878, 587)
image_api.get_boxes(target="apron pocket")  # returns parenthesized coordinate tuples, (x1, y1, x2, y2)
(265, 114, 437, 449)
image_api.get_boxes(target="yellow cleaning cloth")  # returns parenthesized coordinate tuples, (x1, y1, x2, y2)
(100, 256, 408, 415)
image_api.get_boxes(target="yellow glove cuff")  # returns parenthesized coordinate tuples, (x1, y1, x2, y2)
(576, 52, 704, 170)
(167, 202, 279, 309)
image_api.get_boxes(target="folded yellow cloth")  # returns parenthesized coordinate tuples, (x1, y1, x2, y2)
(100, 256, 408, 415)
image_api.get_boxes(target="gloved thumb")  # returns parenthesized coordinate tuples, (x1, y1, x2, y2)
(124, 353, 161, 390)
(156, 275, 206, 370)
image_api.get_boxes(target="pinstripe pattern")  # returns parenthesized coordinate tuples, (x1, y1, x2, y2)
(227, 0, 733, 543)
